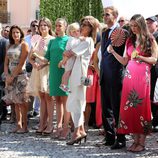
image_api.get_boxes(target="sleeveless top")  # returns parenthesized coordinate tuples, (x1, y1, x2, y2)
(7, 43, 26, 73)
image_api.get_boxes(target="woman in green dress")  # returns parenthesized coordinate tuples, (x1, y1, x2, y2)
(45, 18, 70, 137)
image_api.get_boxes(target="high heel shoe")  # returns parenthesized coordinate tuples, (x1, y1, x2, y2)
(80, 134, 87, 143)
(66, 136, 82, 145)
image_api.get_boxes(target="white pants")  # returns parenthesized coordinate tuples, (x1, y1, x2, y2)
(71, 112, 84, 128)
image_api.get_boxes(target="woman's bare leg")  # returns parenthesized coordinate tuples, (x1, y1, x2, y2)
(20, 103, 28, 131)
(127, 134, 139, 151)
(132, 134, 146, 152)
(13, 104, 22, 132)
(60, 96, 70, 138)
(53, 96, 63, 137)
(84, 103, 91, 131)
(44, 94, 54, 132)
(37, 92, 47, 132)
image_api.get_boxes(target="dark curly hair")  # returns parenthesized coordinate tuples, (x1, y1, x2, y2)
(9, 25, 24, 45)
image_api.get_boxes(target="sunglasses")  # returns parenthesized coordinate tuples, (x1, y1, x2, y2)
(32, 24, 38, 27)
(4, 30, 9, 32)
(81, 23, 92, 27)
(102, 13, 111, 17)
(118, 20, 125, 23)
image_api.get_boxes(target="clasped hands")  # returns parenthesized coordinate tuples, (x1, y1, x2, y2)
(5, 75, 14, 86)
(31, 50, 48, 71)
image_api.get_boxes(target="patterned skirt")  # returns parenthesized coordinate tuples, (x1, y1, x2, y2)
(2, 73, 29, 105)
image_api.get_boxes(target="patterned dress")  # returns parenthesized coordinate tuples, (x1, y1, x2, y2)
(117, 40, 152, 134)
(2, 43, 28, 104)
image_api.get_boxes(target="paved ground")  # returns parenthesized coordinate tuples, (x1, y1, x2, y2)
(0, 116, 158, 158)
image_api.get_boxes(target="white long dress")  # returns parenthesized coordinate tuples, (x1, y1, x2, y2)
(66, 37, 94, 127)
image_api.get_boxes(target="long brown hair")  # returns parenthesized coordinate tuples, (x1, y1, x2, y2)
(129, 14, 153, 55)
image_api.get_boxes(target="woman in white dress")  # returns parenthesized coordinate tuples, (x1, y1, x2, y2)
(66, 16, 99, 145)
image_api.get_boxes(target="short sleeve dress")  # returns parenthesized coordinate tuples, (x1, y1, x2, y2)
(117, 40, 152, 134)
(45, 35, 69, 96)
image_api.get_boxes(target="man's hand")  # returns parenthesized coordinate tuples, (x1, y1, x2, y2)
(107, 45, 115, 54)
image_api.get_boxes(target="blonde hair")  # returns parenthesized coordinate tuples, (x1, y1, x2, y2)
(66, 22, 80, 36)
(55, 18, 68, 27)
(39, 17, 54, 36)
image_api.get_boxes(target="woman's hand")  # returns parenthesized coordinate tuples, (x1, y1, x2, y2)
(107, 45, 115, 54)
(32, 62, 40, 69)
(88, 64, 95, 71)
(30, 48, 37, 61)
(6, 75, 14, 86)
(37, 63, 49, 71)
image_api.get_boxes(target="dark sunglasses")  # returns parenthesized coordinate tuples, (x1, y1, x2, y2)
(102, 13, 111, 17)
(32, 24, 38, 27)
(81, 23, 92, 27)
(4, 30, 9, 32)
(118, 20, 125, 23)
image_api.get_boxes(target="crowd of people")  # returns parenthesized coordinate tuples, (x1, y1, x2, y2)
(0, 4, 158, 153)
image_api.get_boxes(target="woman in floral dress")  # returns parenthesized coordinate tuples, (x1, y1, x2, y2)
(108, 14, 158, 152)
(3, 25, 29, 133)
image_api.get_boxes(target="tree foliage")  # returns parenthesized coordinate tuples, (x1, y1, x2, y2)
(40, 0, 103, 26)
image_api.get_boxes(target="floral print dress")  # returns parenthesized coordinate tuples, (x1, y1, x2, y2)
(117, 41, 152, 134)
(2, 44, 29, 105)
